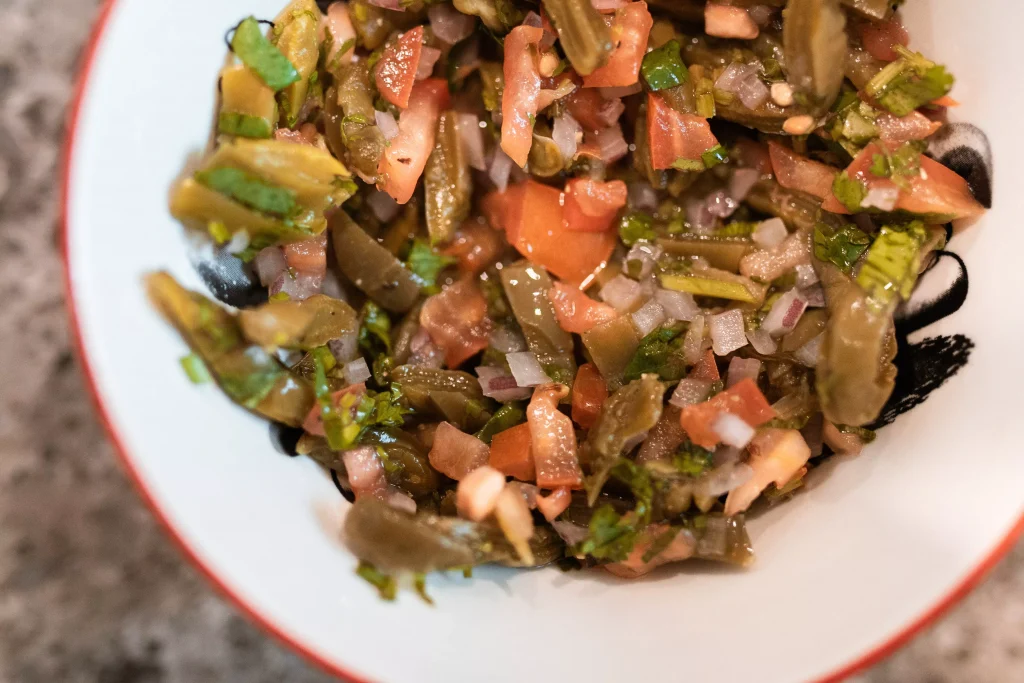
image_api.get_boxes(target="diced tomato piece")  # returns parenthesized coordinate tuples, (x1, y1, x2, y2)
(858, 17, 909, 63)
(822, 142, 985, 220)
(563, 178, 628, 233)
(378, 78, 449, 204)
(536, 487, 572, 521)
(566, 88, 625, 132)
(442, 221, 506, 274)
(529, 384, 583, 489)
(342, 446, 388, 499)
(302, 383, 366, 436)
(549, 282, 618, 335)
(487, 180, 617, 283)
(375, 26, 423, 108)
(679, 378, 775, 449)
(689, 349, 720, 383)
(768, 141, 838, 201)
(876, 111, 942, 145)
(419, 278, 492, 367)
(604, 524, 695, 578)
(456, 465, 507, 521)
(283, 233, 327, 275)
(647, 94, 720, 170)
(489, 422, 535, 481)
(930, 95, 960, 108)
(429, 421, 490, 480)
(724, 429, 811, 515)
(704, 4, 758, 40)
(581, 3, 653, 88)
(571, 362, 608, 428)
(501, 25, 545, 168)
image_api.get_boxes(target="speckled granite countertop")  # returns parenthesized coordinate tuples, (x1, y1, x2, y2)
(0, 1, 1021, 681)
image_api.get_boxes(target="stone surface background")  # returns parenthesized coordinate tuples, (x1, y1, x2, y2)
(0, 0, 1020, 680)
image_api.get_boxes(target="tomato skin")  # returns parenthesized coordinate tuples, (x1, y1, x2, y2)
(536, 487, 572, 521)
(647, 94, 720, 170)
(419, 278, 492, 367)
(858, 17, 909, 62)
(374, 26, 423, 109)
(581, 2, 653, 88)
(822, 142, 985, 220)
(768, 141, 837, 200)
(501, 25, 545, 168)
(489, 423, 536, 482)
(441, 222, 505, 274)
(283, 233, 327, 275)
(562, 178, 628, 233)
(679, 378, 775, 449)
(378, 78, 450, 204)
(486, 180, 617, 283)
(549, 282, 618, 335)
(566, 88, 625, 132)
(571, 363, 608, 429)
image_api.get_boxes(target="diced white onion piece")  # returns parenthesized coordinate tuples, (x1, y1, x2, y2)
(456, 113, 487, 171)
(375, 109, 399, 140)
(428, 2, 476, 44)
(862, 185, 899, 211)
(726, 357, 762, 388)
(709, 309, 749, 356)
(696, 462, 754, 497)
(255, 246, 287, 286)
(416, 46, 442, 80)
(729, 168, 761, 202)
(598, 83, 642, 98)
(687, 197, 717, 234)
(793, 333, 824, 367)
(625, 242, 663, 279)
(705, 189, 738, 219)
(489, 147, 514, 190)
(591, 124, 628, 164)
(523, 11, 543, 26)
(456, 465, 507, 521)
(476, 366, 532, 401)
(600, 275, 643, 312)
(328, 330, 359, 364)
(747, 4, 775, 25)
(737, 76, 770, 110)
(272, 271, 323, 301)
(506, 351, 550, 387)
(713, 413, 756, 448)
(655, 288, 699, 322)
(631, 300, 667, 337)
(683, 314, 706, 364)
(552, 111, 582, 163)
(366, 189, 400, 222)
(801, 284, 826, 308)
(489, 325, 528, 353)
(385, 487, 417, 514)
(670, 378, 713, 408)
(551, 520, 590, 546)
(343, 446, 387, 497)
(752, 217, 788, 250)
(225, 229, 250, 255)
(508, 481, 540, 509)
(715, 63, 768, 110)
(745, 327, 778, 355)
(629, 182, 659, 212)
(761, 288, 808, 337)
(794, 263, 819, 288)
(343, 358, 372, 385)
(712, 445, 743, 467)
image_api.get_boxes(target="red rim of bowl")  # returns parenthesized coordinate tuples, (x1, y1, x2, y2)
(60, 2, 1024, 682)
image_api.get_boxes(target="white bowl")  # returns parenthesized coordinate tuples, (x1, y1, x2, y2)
(63, 1, 1024, 681)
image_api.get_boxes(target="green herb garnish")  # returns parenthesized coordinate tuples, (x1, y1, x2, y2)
(865, 45, 954, 117)
(180, 353, 212, 384)
(641, 39, 688, 92)
(701, 144, 729, 169)
(405, 239, 457, 294)
(230, 16, 301, 92)
(358, 302, 392, 356)
(856, 221, 927, 305)
(830, 171, 868, 212)
(623, 323, 688, 382)
(195, 167, 298, 217)
(673, 441, 714, 477)
(355, 561, 397, 600)
(218, 111, 274, 139)
(813, 222, 871, 272)
(618, 211, 657, 246)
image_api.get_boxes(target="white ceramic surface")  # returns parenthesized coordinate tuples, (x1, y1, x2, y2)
(64, 1, 1024, 681)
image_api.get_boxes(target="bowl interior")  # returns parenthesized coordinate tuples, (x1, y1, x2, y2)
(65, 1, 1024, 681)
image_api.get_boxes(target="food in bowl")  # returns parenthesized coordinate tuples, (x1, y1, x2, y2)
(148, 0, 987, 595)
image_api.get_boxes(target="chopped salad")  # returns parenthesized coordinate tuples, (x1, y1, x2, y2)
(150, 0, 986, 596)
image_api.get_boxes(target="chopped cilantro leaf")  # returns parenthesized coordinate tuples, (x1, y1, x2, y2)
(405, 239, 457, 294)
(813, 222, 871, 272)
(230, 17, 300, 92)
(830, 171, 868, 212)
(195, 167, 297, 217)
(355, 561, 397, 600)
(673, 442, 714, 477)
(701, 145, 729, 169)
(641, 39, 688, 91)
(618, 211, 657, 246)
(358, 302, 392, 356)
(856, 221, 927, 305)
(865, 46, 954, 117)
(624, 323, 688, 382)
(218, 111, 274, 139)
